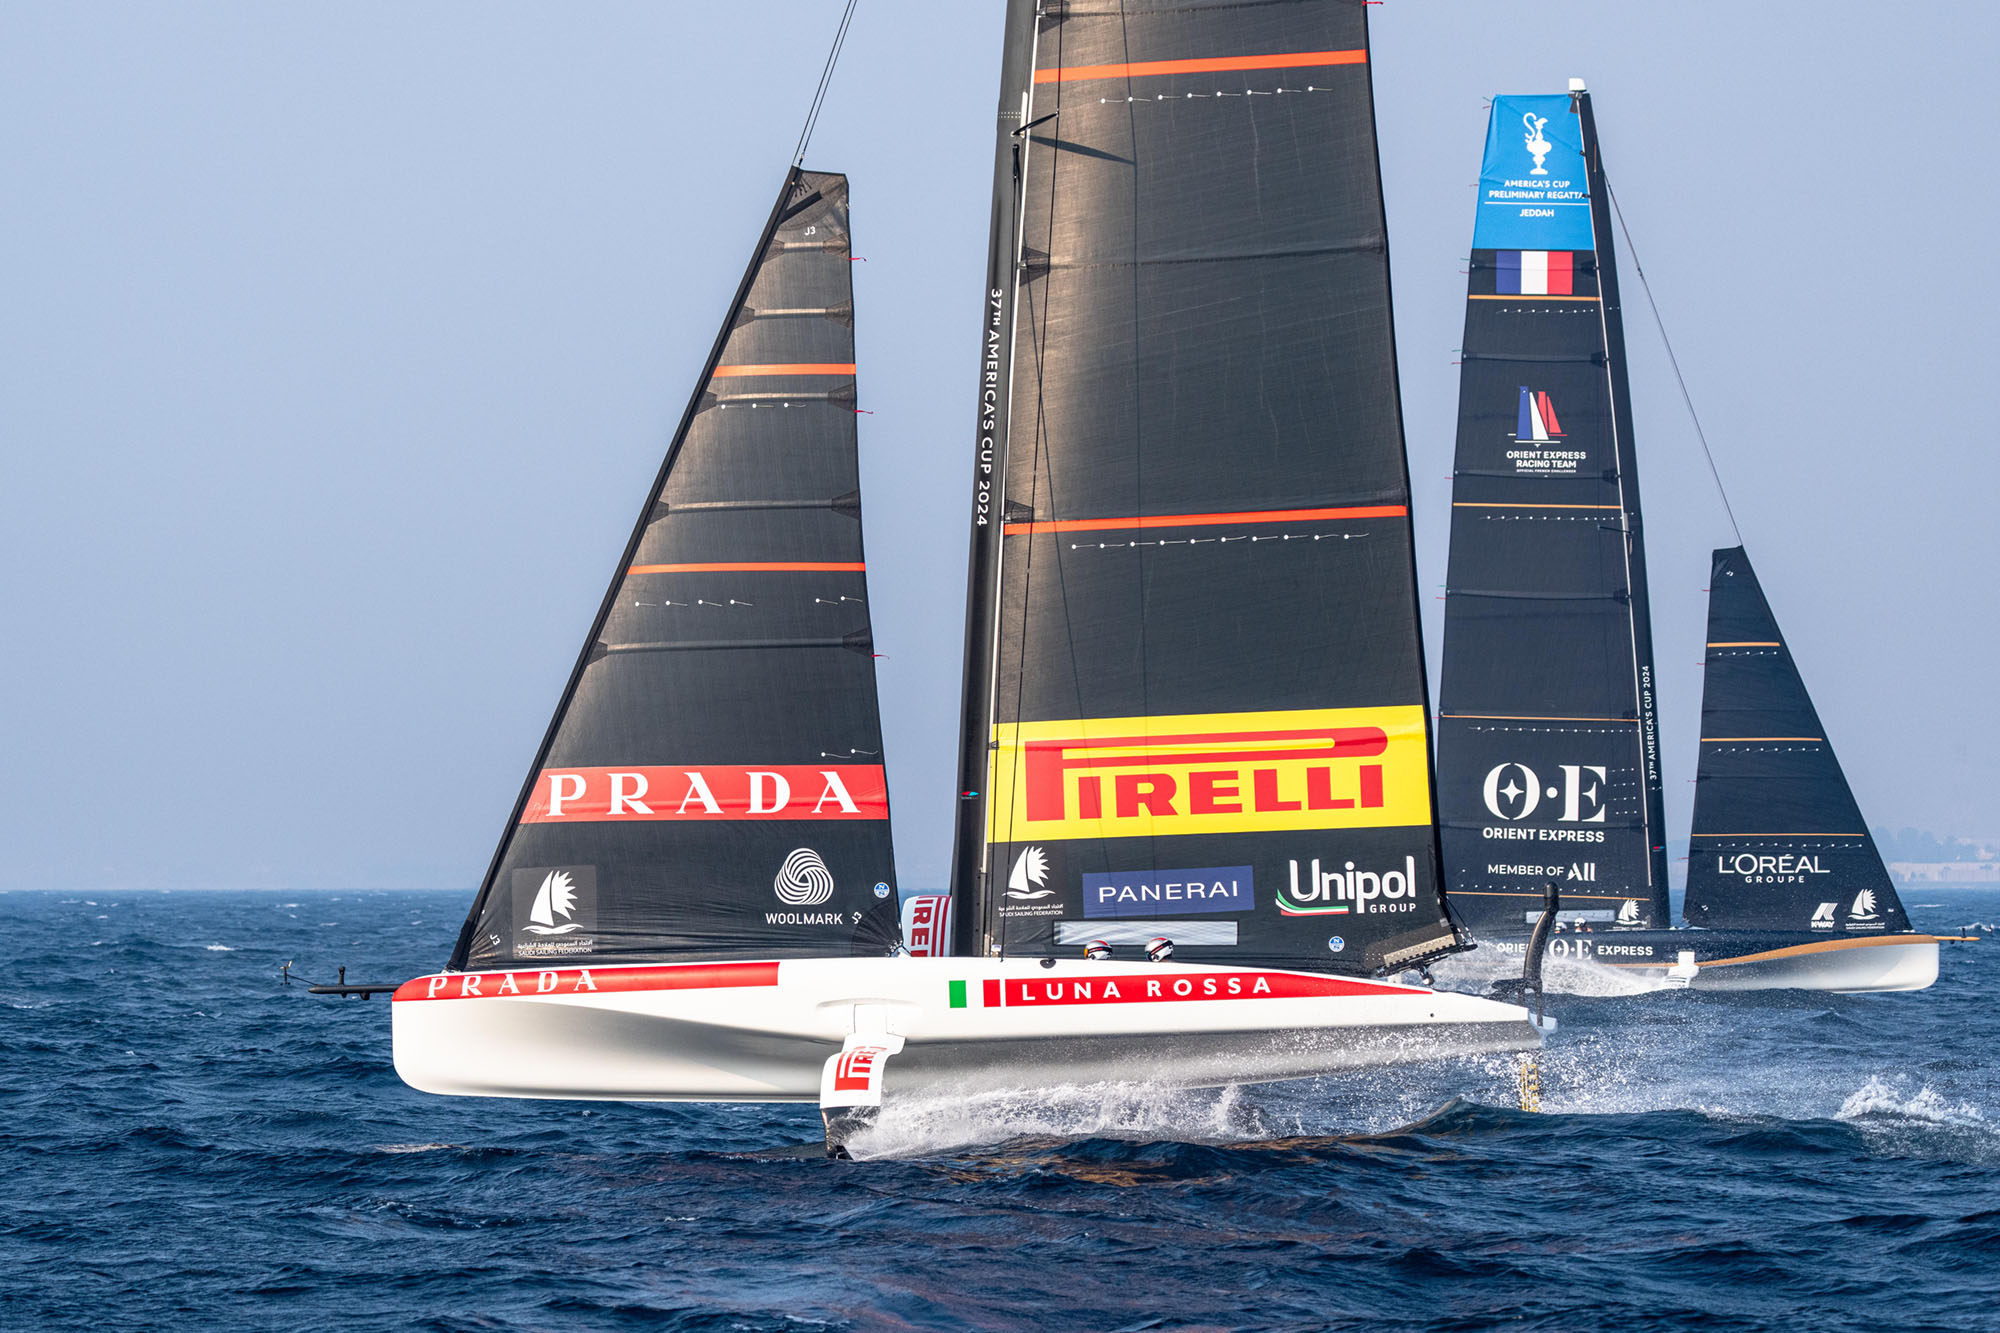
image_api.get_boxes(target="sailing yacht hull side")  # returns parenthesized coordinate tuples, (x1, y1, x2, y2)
(1477, 931, 1940, 993)
(392, 957, 1544, 1102)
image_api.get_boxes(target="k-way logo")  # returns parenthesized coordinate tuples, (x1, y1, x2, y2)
(1278, 856, 1422, 917)
(521, 765, 888, 823)
(987, 706, 1431, 841)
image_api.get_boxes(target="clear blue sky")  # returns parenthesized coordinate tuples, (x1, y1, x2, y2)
(3, 1, 1992, 891)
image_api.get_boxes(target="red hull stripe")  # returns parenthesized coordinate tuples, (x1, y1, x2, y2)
(394, 961, 780, 1002)
(1034, 50, 1366, 84)
(710, 363, 856, 377)
(1004, 505, 1404, 536)
(628, 562, 866, 575)
(1001, 971, 1417, 1006)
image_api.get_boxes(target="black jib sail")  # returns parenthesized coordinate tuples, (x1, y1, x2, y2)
(448, 169, 899, 970)
(1684, 547, 1909, 934)
(1434, 88, 1670, 937)
(947, 0, 1461, 977)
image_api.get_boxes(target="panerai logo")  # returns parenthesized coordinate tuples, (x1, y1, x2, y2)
(1277, 856, 1421, 917)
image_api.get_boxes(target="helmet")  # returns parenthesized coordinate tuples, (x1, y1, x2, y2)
(1083, 939, 1113, 960)
(1145, 936, 1174, 962)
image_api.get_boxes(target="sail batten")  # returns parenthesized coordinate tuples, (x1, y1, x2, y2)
(948, 0, 1457, 976)
(449, 168, 898, 971)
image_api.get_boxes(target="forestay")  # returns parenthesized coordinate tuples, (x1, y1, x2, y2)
(450, 169, 899, 970)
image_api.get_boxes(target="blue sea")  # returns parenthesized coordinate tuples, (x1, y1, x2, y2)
(5, 888, 1998, 1331)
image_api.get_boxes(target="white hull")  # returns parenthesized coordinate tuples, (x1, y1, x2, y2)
(393, 956, 1545, 1102)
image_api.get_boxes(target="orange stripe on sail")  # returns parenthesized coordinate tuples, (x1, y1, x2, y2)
(627, 562, 865, 574)
(1033, 49, 1367, 84)
(710, 363, 857, 377)
(1004, 504, 1404, 536)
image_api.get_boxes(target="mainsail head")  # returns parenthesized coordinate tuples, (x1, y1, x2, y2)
(947, 0, 1460, 976)
(1685, 546, 1909, 933)
(449, 169, 899, 970)
(1434, 89, 1671, 937)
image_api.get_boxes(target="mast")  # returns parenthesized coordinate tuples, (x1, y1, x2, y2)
(1434, 84, 1670, 937)
(949, 0, 1043, 959)
(950, 0, 1460, 977)
(1685, 548, 1909, 933)
(449, 168, 899, 970)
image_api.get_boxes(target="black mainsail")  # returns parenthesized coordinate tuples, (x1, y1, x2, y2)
(1685, 547, 1909, 934)
(1435, 88, 1670, 937)
(948, 0, 1461, 976)
(449, 169, 899, 970)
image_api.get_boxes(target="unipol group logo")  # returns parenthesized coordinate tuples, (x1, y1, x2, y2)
(1523, 112, 1554, 174)
(1006, 846, 1053, 900)
(774, 848, 836, 907)
(1278, 856, 1422, 917)
(987, 706, 1431, 842)
(1481, 762, 1608, 823)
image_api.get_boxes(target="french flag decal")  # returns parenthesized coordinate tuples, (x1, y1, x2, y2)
(1497, 251, 1574, 296)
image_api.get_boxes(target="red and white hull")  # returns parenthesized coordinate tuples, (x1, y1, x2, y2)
(392, 957, 1546, 1103)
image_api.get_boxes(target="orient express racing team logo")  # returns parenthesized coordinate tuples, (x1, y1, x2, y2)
(987, 706, 1431, 841)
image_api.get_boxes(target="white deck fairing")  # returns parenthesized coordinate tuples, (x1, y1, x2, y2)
(393, 956, 1545, 1102)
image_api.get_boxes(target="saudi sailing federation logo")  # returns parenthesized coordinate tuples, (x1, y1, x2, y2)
(1523, 112, 1553, 175)
(1006, 846, 1053, 900)
(1616, 899, 1642, 926)
(774, 848, 836, 907)
(1847, 889, 1881, 923)
(524, 870, 584, 936)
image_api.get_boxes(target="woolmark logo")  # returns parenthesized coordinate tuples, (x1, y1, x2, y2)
(1006, 846, 1053, 900)
(1482, 762, 1607, 823)
(774, 848, 836, 907)
(988, 706, 1431, 841)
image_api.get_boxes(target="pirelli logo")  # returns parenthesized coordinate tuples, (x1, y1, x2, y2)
(987, 706, 1431, 841)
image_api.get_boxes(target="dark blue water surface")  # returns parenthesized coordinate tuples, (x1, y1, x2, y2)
(5, 889, 1998, 1331)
